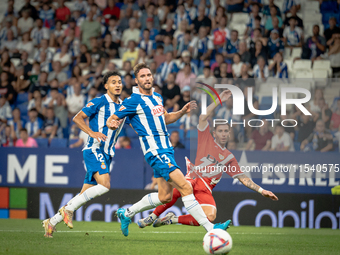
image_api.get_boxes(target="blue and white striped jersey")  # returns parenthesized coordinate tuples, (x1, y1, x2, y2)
(114, 87, 172, 156)
(82, 94, 127, 157)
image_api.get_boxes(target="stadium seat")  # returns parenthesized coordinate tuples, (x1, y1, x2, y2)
(110, 59, 123, 69)
(313, 60, 332, 77)
(231, 13, 249, 24)
(64, 1, 75, 11)
(313, 69, 328, 79)
(16, 93, 28, 105)
(230, 24, 247, 36)
(11, 58, 20, 67)
(294, 70, 314, 79)
(313, 70, 328, 87)
(36, 138, 49, 148)
(291, 48, 302, 59)
(293, 60, 312, 70)
(303, 13, 322, 24)
(283, 47, 291, 60)
(302, 1, 320, 12)
(50, 138, 68, 148)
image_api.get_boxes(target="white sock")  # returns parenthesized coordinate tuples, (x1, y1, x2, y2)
(150, 213, 158, 220)
(182, 194, 214, 231)
(65, 184, 109, 211)
(49, 194, 80, 226)
(125, 193, 163, 218)
(50, 212, 63, 226)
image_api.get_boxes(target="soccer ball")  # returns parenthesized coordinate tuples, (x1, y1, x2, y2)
(203, 229, 233, 254)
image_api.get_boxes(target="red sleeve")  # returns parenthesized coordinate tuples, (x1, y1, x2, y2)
(225, 157, 243, 178)
(197, 123, 213, 146)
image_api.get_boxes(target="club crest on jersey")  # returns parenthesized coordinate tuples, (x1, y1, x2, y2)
(119, 105, 126, 111)
(152, 105, 164, 117)
(219, 154, 224, 160)
(86, 102, 94, 107)
(168, 163, 174, 168)
(155, 96, 162, 104)
(101, 162, 106, 169)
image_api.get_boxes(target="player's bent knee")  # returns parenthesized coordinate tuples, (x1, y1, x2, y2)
(207, 213, 216, 222)
(159, 193, 172, 204)
(180, 182, 193, 196)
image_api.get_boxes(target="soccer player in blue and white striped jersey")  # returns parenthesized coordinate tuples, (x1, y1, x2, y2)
(42, 71, 127, 238)
(107, 63, 231, 237)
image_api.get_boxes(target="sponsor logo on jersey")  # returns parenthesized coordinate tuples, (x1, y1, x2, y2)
(219, 154, 224, 160)
(119, 105, 126, 111)
(151, 105, 164, 117)
(86, 102, 94, 107)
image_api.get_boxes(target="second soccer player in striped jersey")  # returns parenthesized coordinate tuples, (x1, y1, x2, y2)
(42, 71, 127, 237)
(107, 63, 232, 236)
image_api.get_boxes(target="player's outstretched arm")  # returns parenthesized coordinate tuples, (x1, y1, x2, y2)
(198, 90, 231, 130)
(164, 101, 197, 124)
(106, 114, 122, 130)
(73, 111, 107, 142)
(237, 174, 279, 201)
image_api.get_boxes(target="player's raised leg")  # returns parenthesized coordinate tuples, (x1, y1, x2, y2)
(116, 177, 172, 236)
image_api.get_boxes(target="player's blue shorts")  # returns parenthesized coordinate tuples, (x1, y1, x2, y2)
(145, 149, 180, 181)
(83, 148, 112, 185)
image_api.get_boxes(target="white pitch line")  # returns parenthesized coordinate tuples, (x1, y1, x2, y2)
(0, 230, 285, 235)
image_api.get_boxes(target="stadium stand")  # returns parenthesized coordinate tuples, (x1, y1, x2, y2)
(0, 0, 339, 153)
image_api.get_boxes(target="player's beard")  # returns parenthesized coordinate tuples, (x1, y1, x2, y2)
(139, 81, 153, 91)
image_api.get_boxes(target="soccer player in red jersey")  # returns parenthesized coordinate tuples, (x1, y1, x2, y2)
(138, 90, 278, 228)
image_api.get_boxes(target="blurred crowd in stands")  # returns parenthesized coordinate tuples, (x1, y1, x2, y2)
(0, 0, 340, 152)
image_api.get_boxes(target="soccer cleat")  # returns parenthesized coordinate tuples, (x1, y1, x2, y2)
(59, 206, 74, 229)
(153, 212, 175, 228)
(42, 219, 56, 238)
(213, 219, 232, 231)
(137, 214, 157, 228)
(116, 208, 131, 237)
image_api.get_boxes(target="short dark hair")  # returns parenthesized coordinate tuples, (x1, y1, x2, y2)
(103, 71, 122, 85)
(213, 123, 230, 131)
(255, 16, 261, 22)
(20, 128, 27, 133)
(125, 73, 133, 79)
(29, 108, 37, 113)
(133, 63, 151, 78)
(143, 28, 150, 33)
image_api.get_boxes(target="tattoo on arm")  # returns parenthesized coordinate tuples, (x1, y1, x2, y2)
(237, 174, 260, 192)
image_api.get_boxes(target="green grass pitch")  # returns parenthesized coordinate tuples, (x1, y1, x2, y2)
(0, 219, 339, 255)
